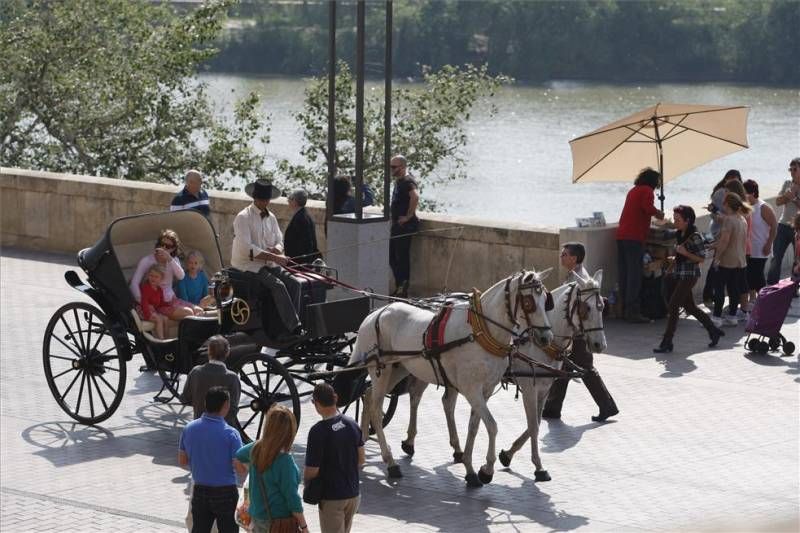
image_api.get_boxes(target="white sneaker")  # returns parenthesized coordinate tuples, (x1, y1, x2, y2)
(722, 316, 738, 327)
(711, 316, 723, 328)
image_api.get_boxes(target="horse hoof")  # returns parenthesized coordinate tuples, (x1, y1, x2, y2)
(478, 468, 493, 485)
(401, 441, 415, 456)
(388, 465, 403, 479)
(534, 470, 551, 482)
(464, 472, 483, 488)
(453, 451, 464, 464)
(499, 450, 511, 467)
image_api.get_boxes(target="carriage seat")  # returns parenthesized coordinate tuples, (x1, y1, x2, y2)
(130, 311, 180, 343)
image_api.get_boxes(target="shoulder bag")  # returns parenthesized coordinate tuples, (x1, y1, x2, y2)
(257, 468, 300, 533)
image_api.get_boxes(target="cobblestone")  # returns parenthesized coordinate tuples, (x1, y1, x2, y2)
(1, 248, 798, 532)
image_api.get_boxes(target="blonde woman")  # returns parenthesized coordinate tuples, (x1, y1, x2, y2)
(711, 193, 752, 327)
(234, 406, 308, 533)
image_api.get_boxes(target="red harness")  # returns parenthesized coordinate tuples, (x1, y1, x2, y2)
(423, 304, 455, 352)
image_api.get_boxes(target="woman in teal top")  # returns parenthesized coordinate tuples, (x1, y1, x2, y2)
(234, 405, 308, 533)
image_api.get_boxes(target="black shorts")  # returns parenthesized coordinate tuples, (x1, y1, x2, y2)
(745, 256, 767, 293)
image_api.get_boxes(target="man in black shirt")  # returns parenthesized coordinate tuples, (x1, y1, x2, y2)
(284, 189, 322, 264)
(389, 155, 419, 298)
(304, 383, 364, 533)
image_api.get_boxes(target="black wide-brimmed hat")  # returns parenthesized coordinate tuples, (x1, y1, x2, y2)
(244, 179, 281, 200)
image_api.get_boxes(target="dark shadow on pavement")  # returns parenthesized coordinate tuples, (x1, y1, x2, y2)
(539, 419, 602, 454)
(1, 246, 74, 266)
(654, 351, 698, 377)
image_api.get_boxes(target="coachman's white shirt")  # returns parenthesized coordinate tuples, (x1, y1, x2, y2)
(231, 204, 284, 272)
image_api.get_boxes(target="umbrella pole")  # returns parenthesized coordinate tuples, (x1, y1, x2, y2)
(653, 117, 665, 212)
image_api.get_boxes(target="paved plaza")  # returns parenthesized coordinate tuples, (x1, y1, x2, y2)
(1, 247, 798, 532)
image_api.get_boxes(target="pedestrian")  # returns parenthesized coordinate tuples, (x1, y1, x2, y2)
(710, 193, 751, 327)
(542, 243, 619, 422)
(703, 170, 742, 302)
(615, 167, 665, 323)
(234, 405, 308, 533)
(766, 157, 800, 284)
(389, 155, 419, 298)
(171, 169, 211, 217)
(724, 180, 751, 316)
(179, 387, 243, 533)
(304, 383, 364, 533)
(792, 213, 800, 282)
(653, 206, 725, 353)
(181, 335, 241, 427)
(332, 175, 375, 215)
(743, 179, 777, 309)
(285, 189, 322, 265)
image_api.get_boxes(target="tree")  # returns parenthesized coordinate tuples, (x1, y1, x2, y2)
(277, 62, 511, 207)
(0, 0, 270, 188)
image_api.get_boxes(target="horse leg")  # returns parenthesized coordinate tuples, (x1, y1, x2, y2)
(499, 378, 534, 468)
(474, 388, 499, 486)
(461, 406, 483, 487)
(499, 428, 530, 468)
(401, 376, 428, 457)
(530, 382, 553, 482)
(365, 368, 402, 478)
(442, 387, 464, 463)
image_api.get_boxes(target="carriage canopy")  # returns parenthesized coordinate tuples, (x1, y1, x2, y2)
(80, 210, 224, 314)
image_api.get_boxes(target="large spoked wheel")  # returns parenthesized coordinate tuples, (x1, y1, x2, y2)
(43, 302, 127, 425)
(234, 353, 300, 442)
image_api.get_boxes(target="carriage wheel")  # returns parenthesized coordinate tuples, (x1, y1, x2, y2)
(233, 353, 300, 442)
(43, 302, 127, 425)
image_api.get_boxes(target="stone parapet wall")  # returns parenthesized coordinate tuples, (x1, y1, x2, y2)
(0, 168, 562, 294)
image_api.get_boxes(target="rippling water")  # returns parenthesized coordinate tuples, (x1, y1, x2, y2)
(201, 73, 799, 227)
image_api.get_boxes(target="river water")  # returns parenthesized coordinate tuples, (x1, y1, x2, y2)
(201, 73, 799, 228)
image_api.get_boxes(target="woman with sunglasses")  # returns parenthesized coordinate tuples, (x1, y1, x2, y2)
(129, 229, 203, 321)
(654, 206, 725, 353)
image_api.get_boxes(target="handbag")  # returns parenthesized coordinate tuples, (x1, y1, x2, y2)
(257, 470, 300, 533)
(302, 476, 322, 505)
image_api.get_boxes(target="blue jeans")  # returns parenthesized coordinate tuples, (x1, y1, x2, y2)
(767, 223, 795, 285)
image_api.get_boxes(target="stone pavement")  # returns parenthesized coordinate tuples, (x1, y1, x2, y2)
(1, 247, 798, 532)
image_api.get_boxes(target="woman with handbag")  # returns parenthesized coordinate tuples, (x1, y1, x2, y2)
(235, 406, 309, 533)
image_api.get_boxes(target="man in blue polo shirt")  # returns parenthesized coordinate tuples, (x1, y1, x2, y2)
(179, 386, 242, 533)
(171, 169, 210, 217)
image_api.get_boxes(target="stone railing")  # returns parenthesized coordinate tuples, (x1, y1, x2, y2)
(0, 168, 562, 294)
(3, 168, 791, 297)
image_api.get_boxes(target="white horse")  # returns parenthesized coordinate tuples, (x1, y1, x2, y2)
(349, 270, 554, 486)
(400, 270, 607, 483)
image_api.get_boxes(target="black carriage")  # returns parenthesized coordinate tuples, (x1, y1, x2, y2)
(42, 210, 398, 440)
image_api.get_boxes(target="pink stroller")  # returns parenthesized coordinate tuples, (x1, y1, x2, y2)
(744, 279, 797, 356)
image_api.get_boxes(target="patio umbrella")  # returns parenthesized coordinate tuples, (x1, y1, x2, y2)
(569, 103, 749, 211)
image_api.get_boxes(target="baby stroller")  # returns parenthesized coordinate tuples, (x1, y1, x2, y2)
(744, 279, 797, 356)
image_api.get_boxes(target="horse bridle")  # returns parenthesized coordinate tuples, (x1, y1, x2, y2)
(564, 282, 605, 336)
(504, 271, 553, 337)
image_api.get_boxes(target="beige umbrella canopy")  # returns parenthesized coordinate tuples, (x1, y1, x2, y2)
(569, 103, 749, 210)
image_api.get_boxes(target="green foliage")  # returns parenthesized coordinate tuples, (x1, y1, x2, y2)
(0, 0, 270, 187)
(210, 0, 799, 85)
(276, 62, 511, 207)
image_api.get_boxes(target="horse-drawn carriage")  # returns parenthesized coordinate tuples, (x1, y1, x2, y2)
(42, 210, 398, 440)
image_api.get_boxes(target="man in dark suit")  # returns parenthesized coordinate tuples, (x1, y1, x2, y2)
(285, 189, 322, 265)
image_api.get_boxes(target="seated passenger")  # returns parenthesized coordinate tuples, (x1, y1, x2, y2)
(129, 229, 203, 321)
(138, 265, 170, 339)
(232, 180, 305, 342)
(284, 189, 322, 265)
(177, 250, 214, 307)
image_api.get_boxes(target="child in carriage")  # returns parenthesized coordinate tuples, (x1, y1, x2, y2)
(138, 264, 171, 339)
(129, 229, 204, 321)
(176, 250, 213, 308)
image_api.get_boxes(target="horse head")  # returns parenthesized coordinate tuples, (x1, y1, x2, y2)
(567, 269, 607, 353)
(512, 269, 554, 347)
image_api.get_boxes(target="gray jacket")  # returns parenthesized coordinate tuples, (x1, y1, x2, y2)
(180, 360, 241, 427)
